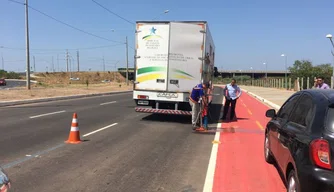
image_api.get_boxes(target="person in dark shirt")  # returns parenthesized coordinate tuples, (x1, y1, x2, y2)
(189, 82, 207, 128)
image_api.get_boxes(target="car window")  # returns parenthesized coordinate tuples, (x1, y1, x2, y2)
(289, 94, 313, 127)
(277, 94, 300, 119)
(325, 108, 334, 132)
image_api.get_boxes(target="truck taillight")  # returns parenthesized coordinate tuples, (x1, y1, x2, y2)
(310, 139, 332, 170)
(137, 95, 149, 99)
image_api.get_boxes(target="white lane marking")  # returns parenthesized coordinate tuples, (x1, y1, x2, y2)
(202, 123, 221, 192)
(100, 101, 117, 105)
(83, 123, 118, 137)
(202, 96, 225, 192)
(29, 110, 66, 119)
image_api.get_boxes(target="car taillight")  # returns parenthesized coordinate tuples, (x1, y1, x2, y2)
(310, 139, 332, 170)
(137, 95, 149, 99)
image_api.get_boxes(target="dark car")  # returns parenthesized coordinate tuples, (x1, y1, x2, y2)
(0, 79, 6, 86)
(264, 89, 334, 192)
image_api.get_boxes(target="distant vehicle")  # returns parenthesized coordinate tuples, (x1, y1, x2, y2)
(264, 89, 334, 192)
(133, 21, 215, 115)
(0, 166, 11, 191)
(0, 79, 6, 86)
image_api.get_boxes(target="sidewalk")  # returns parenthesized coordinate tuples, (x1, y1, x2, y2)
(240, 86, 296, 109)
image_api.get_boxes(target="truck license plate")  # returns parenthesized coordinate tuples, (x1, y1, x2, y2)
(157, 92, 178, 98)
(138, 100, 149, 105)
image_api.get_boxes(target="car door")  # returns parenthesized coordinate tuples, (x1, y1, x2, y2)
(276, 93, 314, 172)
(269, 94, 301, 160)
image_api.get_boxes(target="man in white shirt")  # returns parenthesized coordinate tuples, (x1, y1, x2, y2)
(221, 79, 242, 121)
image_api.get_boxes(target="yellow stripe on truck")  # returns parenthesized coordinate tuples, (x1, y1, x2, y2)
(136, 73, 165, 83)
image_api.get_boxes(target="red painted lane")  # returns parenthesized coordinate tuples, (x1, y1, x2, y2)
(213, 93, 286, 192)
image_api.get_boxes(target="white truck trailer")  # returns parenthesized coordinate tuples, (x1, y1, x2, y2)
(133, 21, 215, 115)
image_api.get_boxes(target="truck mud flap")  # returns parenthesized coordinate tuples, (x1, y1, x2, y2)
(135, 107, 191, 115)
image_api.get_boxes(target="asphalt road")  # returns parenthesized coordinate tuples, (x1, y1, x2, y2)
(0, 80, 34, 89)
(0, 87, 224, 192)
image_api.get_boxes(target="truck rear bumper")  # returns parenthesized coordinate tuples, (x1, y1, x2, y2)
(135, 107, 192, 115)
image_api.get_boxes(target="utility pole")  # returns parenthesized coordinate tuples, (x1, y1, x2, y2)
(102, 56, 105, 72)
(57, 54, 59, 72)
(25, 0, 31, 90)
(69, 57, 72, 78)
(33, 56, 35, 72)
(1, 53, 4, 70)
(66, 49, 69, 72)
(52, 56, 54, 72)
(77, 50, 79, 72)
(125, 36, 129, 85)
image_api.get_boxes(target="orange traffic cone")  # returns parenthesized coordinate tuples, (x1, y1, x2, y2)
(65, 113, 81, 144)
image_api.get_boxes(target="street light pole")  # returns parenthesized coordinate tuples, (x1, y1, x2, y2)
(281, 54, 288, 89)
(326, 34, 334, 89)
(25, 0, 31, 89)
(125, 36, 129, 85)
(250, 67, 254, 86)
(1, 53, 4, 70)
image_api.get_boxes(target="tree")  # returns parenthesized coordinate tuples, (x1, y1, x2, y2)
(288, 60, 314, 79)
(288, 60, 333, 88)
(312, 64, 332, 83)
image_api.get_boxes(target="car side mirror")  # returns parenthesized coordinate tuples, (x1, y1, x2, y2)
(265, 109, 276, 118)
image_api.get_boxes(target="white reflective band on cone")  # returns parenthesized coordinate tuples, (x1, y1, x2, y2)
(71, 126, 79, 131)
(72, 119, 78, 123)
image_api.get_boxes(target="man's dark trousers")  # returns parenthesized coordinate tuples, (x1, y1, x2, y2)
(222, 98, 237, 120)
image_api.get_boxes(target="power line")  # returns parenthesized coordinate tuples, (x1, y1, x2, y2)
(8, 0, 23, 5)
(8, 0, 124, 44)
(91, 0, 135, 25)
(0, 43, 124, 52)
(28, 6, 124, 44)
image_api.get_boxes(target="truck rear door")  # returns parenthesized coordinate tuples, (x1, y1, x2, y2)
(167, 22, 205, 92)
(135, 23, 170, 91)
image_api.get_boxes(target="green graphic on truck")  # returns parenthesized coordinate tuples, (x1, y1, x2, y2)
(136, 66, 194, 83)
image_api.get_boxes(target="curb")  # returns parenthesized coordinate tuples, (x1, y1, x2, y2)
(242, 89, 281, 110)
(0, 90, 132, 107)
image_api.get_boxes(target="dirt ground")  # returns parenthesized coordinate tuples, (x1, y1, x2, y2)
(0, 83, 132, 102)
(1, 72, 133, 102)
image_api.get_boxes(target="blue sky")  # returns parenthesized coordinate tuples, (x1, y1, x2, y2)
(0, 0, 333, 72)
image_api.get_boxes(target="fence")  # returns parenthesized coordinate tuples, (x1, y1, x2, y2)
(214, 76, 325, 91)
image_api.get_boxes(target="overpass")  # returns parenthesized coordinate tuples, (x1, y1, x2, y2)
(116, 68, 291, 79)
(19, 68, 290, 80)
(219, 70, 291, 78)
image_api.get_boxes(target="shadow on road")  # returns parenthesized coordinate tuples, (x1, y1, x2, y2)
(142, 114, 191, 124)
(141, 103, 223, 125)
(141, 86, 224, 125)
(178, 185, 198, 192)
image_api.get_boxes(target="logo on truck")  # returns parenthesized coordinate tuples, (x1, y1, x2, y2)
(142, 27, 162, 40)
